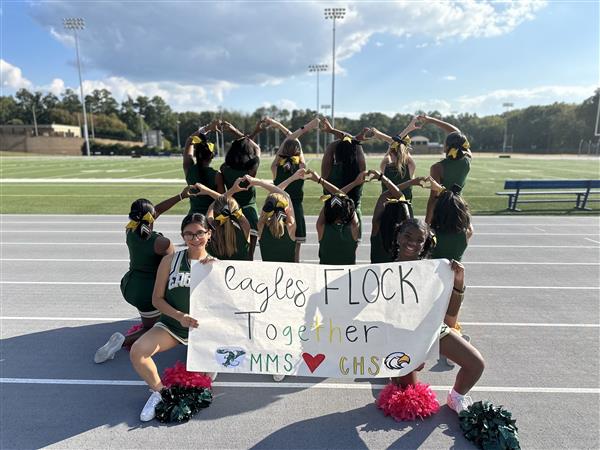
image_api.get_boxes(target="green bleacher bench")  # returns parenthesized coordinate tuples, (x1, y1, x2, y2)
(496, 179, 600, 211)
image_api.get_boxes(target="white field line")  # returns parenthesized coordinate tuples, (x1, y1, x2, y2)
(584, 237, 600, 244)
(0, 281, 597, 289)
(2, 229, 600, 236)
(1, 242, 599, 250)
(0, 178, 182, 183)
(2, 316, 598, 328)
(2, 258, 599, 266)
(0, 378, 598, 393)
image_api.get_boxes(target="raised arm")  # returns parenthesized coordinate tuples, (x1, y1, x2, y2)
(221, 120, 245, 139)
(183, 119, 220, 173)
(307, 170, 342, 195)
(264, 117, 292, 137)
(154, 186, 189, 217)
(340, 171, 367, 195)
(276, 168, 306, 192)
(320, 116, 350, 141)
(417, 114, 460, 134)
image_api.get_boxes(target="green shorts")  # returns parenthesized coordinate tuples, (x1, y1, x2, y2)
(292, 199, 306, 243)
(241, 204, 259, 237)
(120, 271, 160, 318)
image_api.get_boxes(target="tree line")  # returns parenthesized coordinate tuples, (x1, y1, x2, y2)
(1, 87, 598, 153)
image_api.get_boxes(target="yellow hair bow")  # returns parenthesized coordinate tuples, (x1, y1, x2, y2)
(192, 135, 215, 153)
(447, 148, 459, 159)
(384, 194, 407, 205)
(264, 199, 289, 217)
(125, 212, 155, 230)
(279, 156, 300, 166)
(215, 207, 243, 225)
(342, 135, 352, 143)
(463, 139, 470, 150)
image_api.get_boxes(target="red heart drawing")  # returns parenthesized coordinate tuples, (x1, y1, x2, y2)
(302, 352, 326, 373)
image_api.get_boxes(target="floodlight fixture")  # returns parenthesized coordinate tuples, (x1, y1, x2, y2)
(63, 17, 90, 156)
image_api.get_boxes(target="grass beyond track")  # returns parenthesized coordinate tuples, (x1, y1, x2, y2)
(1, 153, 598, 215)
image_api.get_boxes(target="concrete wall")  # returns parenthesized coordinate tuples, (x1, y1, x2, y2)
(0, 136, 144, 155)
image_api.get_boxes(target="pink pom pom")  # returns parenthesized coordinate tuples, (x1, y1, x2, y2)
(121, 322, 145, 351)
(125, 322, 144, 336)
(376, 382, 439, 421)
(161, 360, 212, 389)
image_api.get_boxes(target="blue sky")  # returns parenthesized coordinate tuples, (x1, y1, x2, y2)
(1, 1, 598, 118)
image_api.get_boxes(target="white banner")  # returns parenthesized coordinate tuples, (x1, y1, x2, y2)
(187, 260, 452, 378)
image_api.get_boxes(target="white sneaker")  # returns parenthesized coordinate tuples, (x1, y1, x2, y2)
(140, 390, 163, 422)
(272, 374, 286, 382)
(207, 372, 218, 381)
(94, 332, 125, 363)
(446, 389, 473, 414)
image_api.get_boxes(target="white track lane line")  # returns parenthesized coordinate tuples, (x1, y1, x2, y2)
(2, 316, 597, 327)
(0, 378, 598, 393)
(2, 243, 599, 249)
(2, 258, 599, 265)
(585, 237, 600, 244)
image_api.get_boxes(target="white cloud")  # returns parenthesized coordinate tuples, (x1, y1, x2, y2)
(1, 59, 33, 90)
(0, 60, 233, 111)
(442, 75, 457, 81)
(29, 1, 547, 86)
(399, 84, 596, 116)
(375, 41, 384, 47)
(262, 99, 298, 112)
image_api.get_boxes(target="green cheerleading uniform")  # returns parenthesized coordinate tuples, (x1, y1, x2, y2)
(370, 232, 393, 263)
(221, 165, 259, 235)
(381, 163, 412, 201)
(325, 164, 363, 236)
(185, 165, 219, 215)
(154, 249, 192, 344)
(319, 223, 358, 265)
(274, 164, 306, 243)
(440, 157, 471, 190)
(120, 230, 163, 318)
(208, 227, 249, 261)
(431, 230, 468, 262)
(259, 226, 295, 262)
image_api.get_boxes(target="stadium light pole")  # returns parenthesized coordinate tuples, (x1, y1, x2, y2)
(308, 64, 328, 153)
(502, 102, 514, 153)
(63, 17, 90, 156)
(176, 120, 181, 150)
(324, 7, 346, 140)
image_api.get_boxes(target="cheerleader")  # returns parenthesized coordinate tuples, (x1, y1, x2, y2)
(370, 117, 421, 201)
(307, 170, 366, 265)
(130, 213, 214, 421)
(368, 170, 429, 263)
(420, 115, 472, 223)
(379, 219, 484, 416)
(249, 174, 299, 264)
(94, 189, 188, 364)
(183, 119, 225, 215)
(320, 118, 366, 238)
(219, 120, 264, 259)
(268, 117, 320, 261)
(206, 178, 252, 261)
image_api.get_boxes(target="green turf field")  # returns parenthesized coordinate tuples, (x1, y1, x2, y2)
(1, 154, 598, 215)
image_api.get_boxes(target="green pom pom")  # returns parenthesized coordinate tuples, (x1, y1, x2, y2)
(155, 385, 213, 423)
(459, 401, 520, 450)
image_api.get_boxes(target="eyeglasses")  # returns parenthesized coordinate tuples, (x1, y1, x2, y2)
(182, 230, 208, 240)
